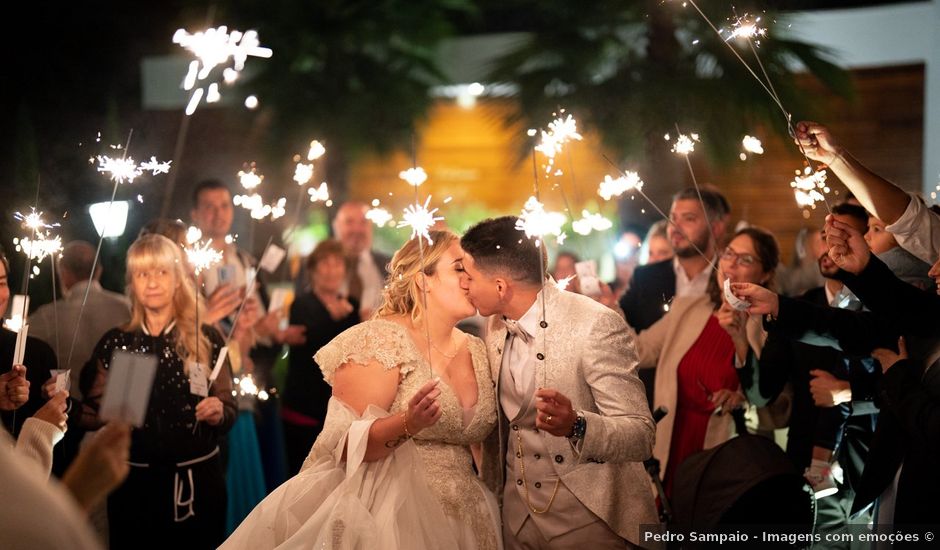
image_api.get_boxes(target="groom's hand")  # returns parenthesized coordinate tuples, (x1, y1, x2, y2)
(534, 388, 576, 437)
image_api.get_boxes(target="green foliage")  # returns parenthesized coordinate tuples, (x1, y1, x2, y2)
(485, 0, 854, 166)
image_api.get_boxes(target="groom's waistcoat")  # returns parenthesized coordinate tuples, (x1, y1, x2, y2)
(500, 332, 600, 540)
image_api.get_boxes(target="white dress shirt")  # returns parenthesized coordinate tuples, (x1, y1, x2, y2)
(673, 256, 712, 298)
(499, 293, 542, 420)
(885, 193, 940, 265)
(356, 249, 385, 315)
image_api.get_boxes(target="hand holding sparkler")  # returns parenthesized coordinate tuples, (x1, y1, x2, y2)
(728, 283, 779, 317)
(194, 396, 226, 425)
(794, 121, 844, 166)
(824, 215, 871, 275)
(205, 283, 242, 324)
(0, 365, 29, 410)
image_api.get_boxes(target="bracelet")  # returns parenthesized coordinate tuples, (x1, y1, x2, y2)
(402, 412, 414, 439)
(567, 412, 586, 440)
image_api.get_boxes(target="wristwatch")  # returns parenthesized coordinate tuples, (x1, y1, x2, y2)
(567, 412, 586, 440)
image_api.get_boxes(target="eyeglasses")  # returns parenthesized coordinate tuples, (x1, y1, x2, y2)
(720, 247, 759, 268)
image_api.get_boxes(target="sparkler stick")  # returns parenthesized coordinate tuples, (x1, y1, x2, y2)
(66, 131, 131, 371)
(405, 134, 433, 378)
(672, 123, 719, 252)
(600, 153, 714, 269)
(680, 2, 832, 212)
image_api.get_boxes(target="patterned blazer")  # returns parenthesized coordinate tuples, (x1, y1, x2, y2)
(480, 283, 660, 547)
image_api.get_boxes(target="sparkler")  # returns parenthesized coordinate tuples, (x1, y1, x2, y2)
(95, 155, 171, 184)
(571, 210, 613, 236)
(398, 196, 444, 245)
(725, 14, 767, 44)
(399, 167, 428, 187)
(307, 182, 330, 203)
(740, 135, 765, 160)
(366, 201, 394, 227)
(534, 113, 583, 176)
(790, 167, 830, 209)
(597, 172, 644, 201)
(173, 26, 273, 115)
(555, 275, 577, 292)
(516, 196, 567, 245)
(184, 239, 224, 275)
(307, 140, 326, 161)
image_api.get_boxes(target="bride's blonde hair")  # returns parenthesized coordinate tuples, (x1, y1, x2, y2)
(125, 234, 211, 368)
(374, 230, 458, 323)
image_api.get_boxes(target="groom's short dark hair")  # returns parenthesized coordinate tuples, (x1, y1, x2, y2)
(460, 216, 544, 285)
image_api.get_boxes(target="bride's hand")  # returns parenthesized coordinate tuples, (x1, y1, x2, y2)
(406, 378, 442, 433)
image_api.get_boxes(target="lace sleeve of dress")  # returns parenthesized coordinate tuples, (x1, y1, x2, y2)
(314, 320, 420, 385)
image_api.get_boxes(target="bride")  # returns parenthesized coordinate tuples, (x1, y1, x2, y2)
(222, 230, 500, 550)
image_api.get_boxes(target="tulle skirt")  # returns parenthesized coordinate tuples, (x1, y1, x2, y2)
(221, 402, 501, 550)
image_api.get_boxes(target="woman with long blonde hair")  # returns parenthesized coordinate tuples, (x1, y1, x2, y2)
(224, 230, 501, 549)
(81, 233, 236, 549)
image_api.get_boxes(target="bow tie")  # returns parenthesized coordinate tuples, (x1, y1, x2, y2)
(502, 318, 531, 344)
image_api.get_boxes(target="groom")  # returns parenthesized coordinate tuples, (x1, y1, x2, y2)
(460, 217, 659, 549)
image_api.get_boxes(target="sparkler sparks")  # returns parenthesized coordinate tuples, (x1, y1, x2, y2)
(95, 154, 171, 184)
(669, 133, 700, 155)
(555, 275, 577, 291)
(534, 113, 583, 175)
(238, 164, 264, 190)
(293, 163, 314, 186)
(516, 196, 567, 245)
(597, 172, 644, 201)
(173, 26, 273, 115)
(307, 182, 330, 203)
(726, 15, 767, 43)
(185, 239, 224, 275)
(398, 196, 444, 245)
(140, 157, 173, 176)
(740, 135, 765, 160)
(307, 140, 326, 161)
(366, 206, 394, 227)
(790, 167, 830, 209)
(571, 210, 613, 236)
(14, 233, 63, 263)
(399, 167, 428, 187)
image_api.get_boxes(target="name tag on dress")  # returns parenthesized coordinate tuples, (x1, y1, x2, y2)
(188, 361, 209, 397)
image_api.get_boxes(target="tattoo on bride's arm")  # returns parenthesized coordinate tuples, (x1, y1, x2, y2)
(385, 434, 410, 449)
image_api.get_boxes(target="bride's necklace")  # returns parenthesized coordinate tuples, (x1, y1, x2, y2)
(429, 333, 459, 360)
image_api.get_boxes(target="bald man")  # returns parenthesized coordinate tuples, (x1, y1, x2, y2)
(29, 241, 131, 400)
(331, 202, 390, 319)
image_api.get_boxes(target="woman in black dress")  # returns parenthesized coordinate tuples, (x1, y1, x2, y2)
(81, 234, 236, 549)
(282, 239, 359, 474)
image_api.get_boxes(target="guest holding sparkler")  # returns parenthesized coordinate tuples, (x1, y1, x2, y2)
(282, 239, 359, 474)
(795, 121, 940, 264)
(79, 234, 236, 549)
(632, 227, 779, 495)
(0, 251, 59, 436)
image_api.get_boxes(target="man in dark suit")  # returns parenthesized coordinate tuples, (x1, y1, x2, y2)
(619, 187, 729, 402)
(332, 201, 391, 320)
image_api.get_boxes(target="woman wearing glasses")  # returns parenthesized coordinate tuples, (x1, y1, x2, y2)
(631, 226, 780, 494)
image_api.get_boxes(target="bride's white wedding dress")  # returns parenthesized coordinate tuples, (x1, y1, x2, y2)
(222, 320, 501, 550)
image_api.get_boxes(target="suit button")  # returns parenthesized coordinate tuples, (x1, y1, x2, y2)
(511, 425, 519, 431)
(536, 353, 545, 361)
(516, 452, 521, 458)
(516, 479, 523, 486)
(539, 321, 548, 328)
(554, 455, 564, 463)
(535, 482, 542, 489)
(534, 454, 540, 460)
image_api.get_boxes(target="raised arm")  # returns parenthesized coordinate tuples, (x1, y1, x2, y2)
(795, 121, 910, 224)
